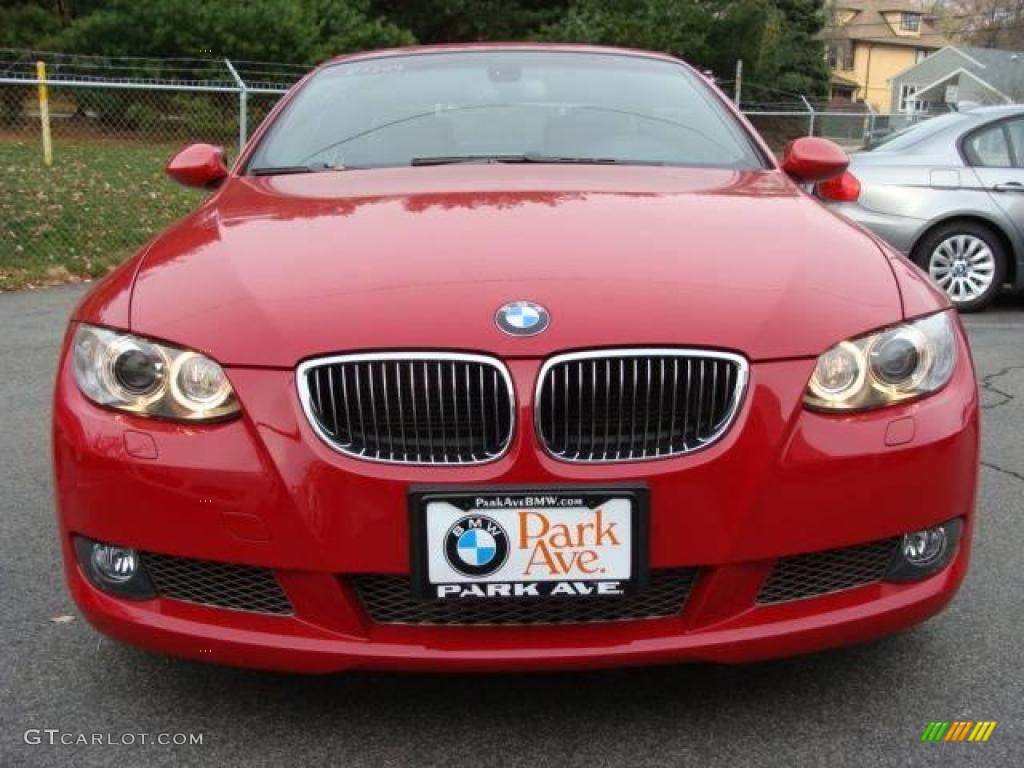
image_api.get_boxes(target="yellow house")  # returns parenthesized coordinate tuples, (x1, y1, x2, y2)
(825, 1, 950, 111)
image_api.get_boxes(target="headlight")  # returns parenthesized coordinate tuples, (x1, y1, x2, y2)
(72, 324, 239, 421)
(804, 312, 957, 411)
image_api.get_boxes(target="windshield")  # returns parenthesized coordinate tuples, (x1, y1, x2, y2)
(247, 50, 765, 172)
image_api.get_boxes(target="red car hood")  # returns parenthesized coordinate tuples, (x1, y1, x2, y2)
(130, 165, 900, 366)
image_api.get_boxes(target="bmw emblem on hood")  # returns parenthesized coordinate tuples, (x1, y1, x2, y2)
(496, 301, 550, 337)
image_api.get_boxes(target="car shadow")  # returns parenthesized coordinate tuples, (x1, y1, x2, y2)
(104, 623, 941, 722)
(990, 291, 1024, 312)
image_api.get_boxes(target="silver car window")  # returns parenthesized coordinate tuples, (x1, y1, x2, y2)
(1004, 119, 1024, 168)
(964, 123, 1012, 168)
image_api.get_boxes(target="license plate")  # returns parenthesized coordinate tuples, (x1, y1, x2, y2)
(411, 488, 647, 600)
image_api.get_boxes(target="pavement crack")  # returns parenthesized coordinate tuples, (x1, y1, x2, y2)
(979, 365, 1024, 410)
(981, 461, 1024, 484)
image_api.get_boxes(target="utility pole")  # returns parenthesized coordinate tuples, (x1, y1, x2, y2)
(734, 59, 743, 106)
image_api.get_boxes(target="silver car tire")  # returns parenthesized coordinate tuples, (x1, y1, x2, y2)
(913, 222, 1007, 313)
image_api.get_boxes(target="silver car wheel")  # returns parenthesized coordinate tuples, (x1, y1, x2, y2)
(928, 234, 996, 304)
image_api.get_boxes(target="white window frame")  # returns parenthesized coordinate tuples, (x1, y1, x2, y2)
(901, 12, 922, 32)
(826, 41, 854, 71)
(899, 84, 929, 113)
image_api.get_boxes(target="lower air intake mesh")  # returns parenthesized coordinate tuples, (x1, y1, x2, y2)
(142, 553, 292, 615)
(756, 538, 899, 604)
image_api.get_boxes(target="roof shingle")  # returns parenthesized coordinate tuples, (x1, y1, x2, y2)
(827, 0, 950, 49)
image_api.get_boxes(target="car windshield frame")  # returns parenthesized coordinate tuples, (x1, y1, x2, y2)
(243, 49, 769, 175)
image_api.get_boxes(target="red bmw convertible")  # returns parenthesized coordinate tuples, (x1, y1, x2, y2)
(53, 45, 979, 672)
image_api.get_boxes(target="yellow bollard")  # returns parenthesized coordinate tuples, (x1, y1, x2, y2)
(36, 60, 53, 166)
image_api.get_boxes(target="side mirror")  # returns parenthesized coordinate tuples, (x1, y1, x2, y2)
(165, 143, 229, 188)
(781, 137, 849, 184)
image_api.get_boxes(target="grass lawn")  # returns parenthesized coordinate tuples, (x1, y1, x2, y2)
(0, 138, 205, 291)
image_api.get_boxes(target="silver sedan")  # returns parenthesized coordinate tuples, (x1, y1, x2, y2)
(819, 105, 1024, 311)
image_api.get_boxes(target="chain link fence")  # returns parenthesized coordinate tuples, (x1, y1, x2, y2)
(722, 81, 941, 151)
(741, 102, 936, 152)
(0, 51, 297, 290)
(0, 51, 941, 291)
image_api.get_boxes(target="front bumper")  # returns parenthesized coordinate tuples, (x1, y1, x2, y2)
(53, 331, 979, 672)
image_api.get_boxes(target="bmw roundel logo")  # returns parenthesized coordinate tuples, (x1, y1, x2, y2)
(496, 301, 550, 337)
(444, 515, 510, 578)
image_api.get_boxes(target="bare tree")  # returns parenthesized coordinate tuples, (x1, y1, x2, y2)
(930, 0, 1024, 48)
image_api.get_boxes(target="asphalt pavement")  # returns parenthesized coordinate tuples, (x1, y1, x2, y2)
(1, 283, 1021, 768)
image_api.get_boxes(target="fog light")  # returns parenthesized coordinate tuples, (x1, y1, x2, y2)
(73, 536, 156, 599)
(902, 527, 947, 567)
(885, 518, 962, 582)
(91, 544, 139, 582)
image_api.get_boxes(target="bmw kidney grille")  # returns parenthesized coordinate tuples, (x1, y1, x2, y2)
(299, 353, 515, 465)
(536, 350, 747, 462)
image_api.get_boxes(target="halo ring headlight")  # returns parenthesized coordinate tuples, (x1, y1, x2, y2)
(804, 312, 957, 412)
(100, 337, 168, 404)
(867, 325, 931, 394)
(808, 341, 866, 404)
(73, 324, 239, 422)
(170, 351, 233, 411)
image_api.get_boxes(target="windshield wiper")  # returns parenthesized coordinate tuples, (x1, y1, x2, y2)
(247, 162, 335, 176)
(411, 154, 536, 166)
(410, 153, 664, 167)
